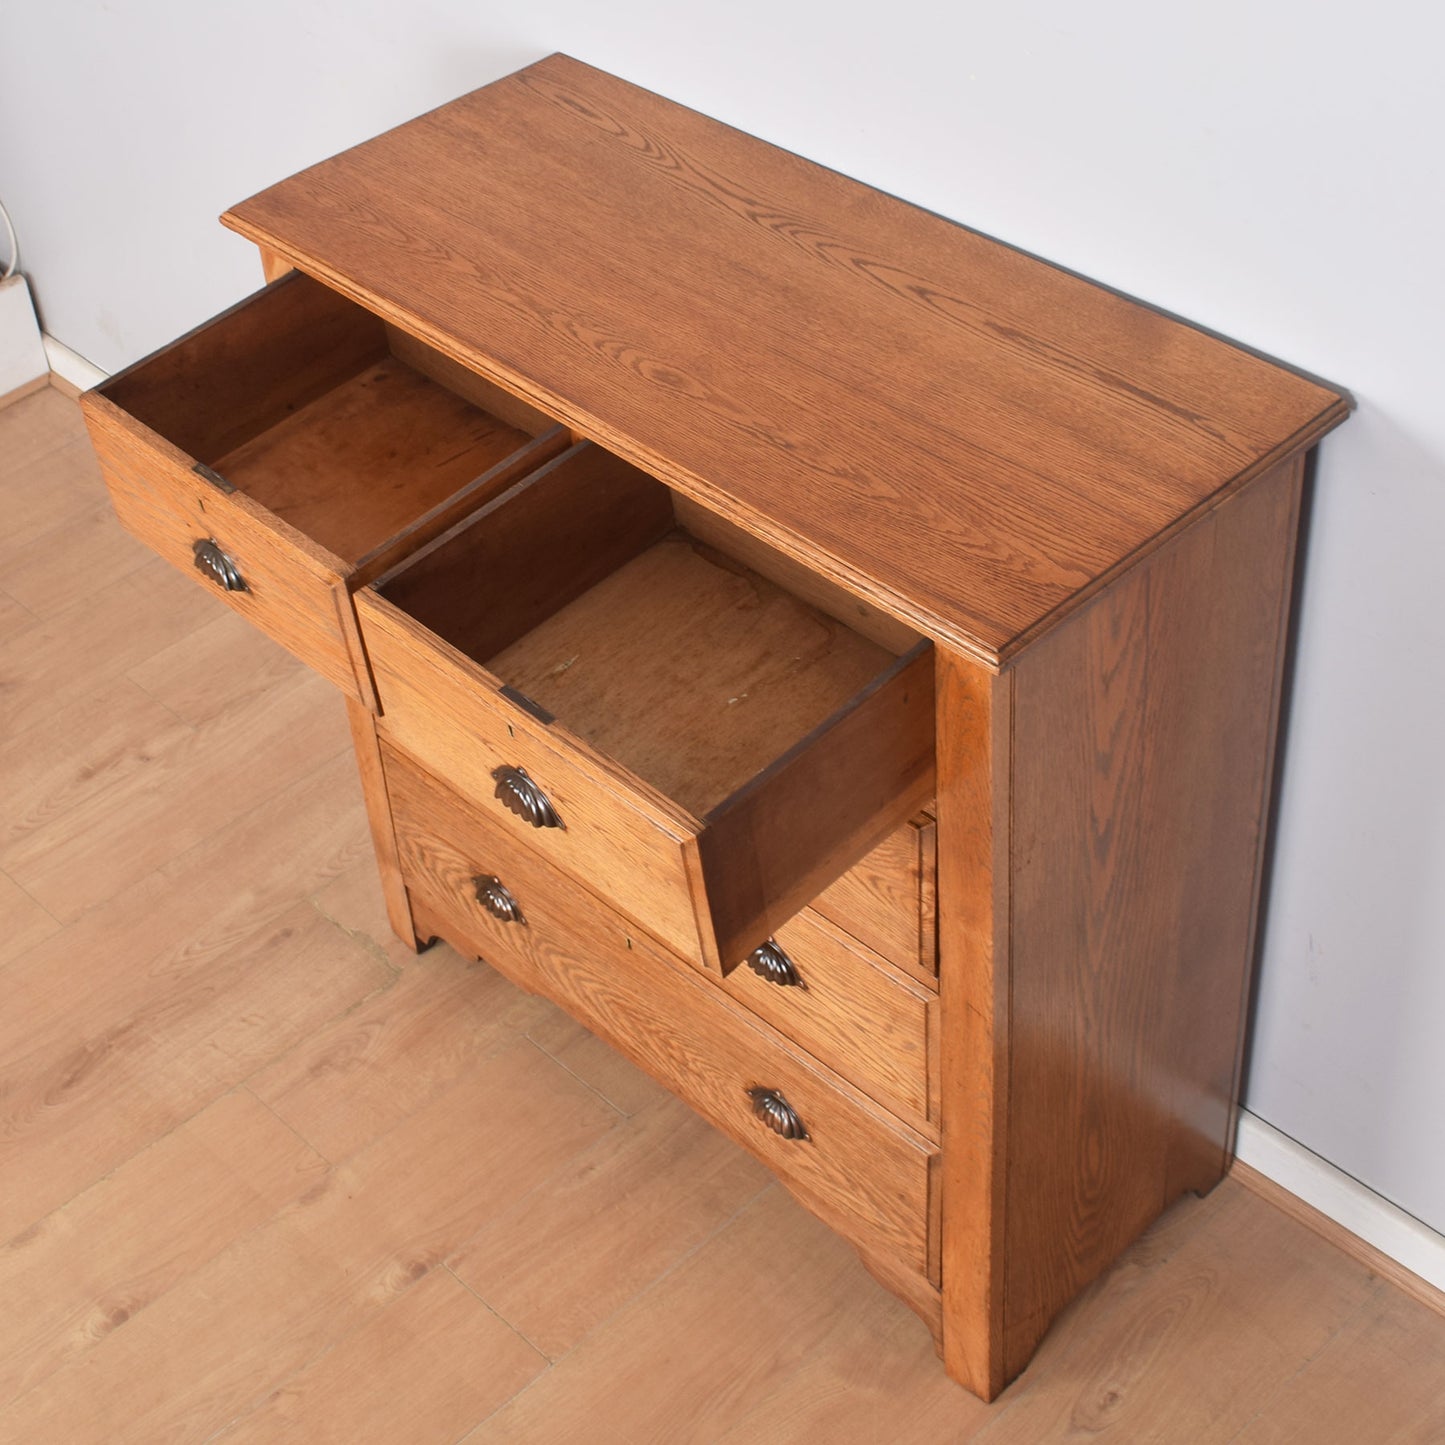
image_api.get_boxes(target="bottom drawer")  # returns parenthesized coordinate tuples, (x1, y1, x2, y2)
(385, 742, 939, 1283)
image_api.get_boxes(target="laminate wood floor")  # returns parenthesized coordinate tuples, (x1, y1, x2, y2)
(2, 382, 1442, 1443)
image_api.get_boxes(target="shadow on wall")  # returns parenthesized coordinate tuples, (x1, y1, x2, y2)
(1245, 400, 1445, 1230)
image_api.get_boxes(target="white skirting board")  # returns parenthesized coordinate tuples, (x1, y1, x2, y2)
(43, 333, 108, 391)
(1236, 1109, 1445, 1295)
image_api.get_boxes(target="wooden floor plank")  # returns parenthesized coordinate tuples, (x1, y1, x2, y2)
(0, 749, 370, 1079)
(0, 556, 222, 740)
(0, 501, 154, 617)
(452, 1091, 771, 1360)
(0, 899, 390, 1244)
(1, 666, 347, 922)
(0, 677, 194, 866)
(248, 944, 555, 1164)
(309, 853, 429, 970)
(212, 1268, 546, 1445)
(0, 1040, 620, 1444)
(125, 605, 310, 726)
(1231, 1283, 1445, 1443)
(463, 1186, 897, 1444)
(0, 440, 98, 564)
(0, 870, 58, 969)
(968, 1180, 1380, 1443)
(0, 386, 86, 475)
(0, 1090, 326, 1408)
(525, 1007, 673, 1118)
(712, 1267, 985, 1445)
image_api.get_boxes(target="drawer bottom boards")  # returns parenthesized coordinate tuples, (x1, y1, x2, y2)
(382, 742, 942, 1314)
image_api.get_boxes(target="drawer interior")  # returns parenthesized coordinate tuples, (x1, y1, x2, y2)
(99, 271, 562, 567)
(375, 441, 929, 820)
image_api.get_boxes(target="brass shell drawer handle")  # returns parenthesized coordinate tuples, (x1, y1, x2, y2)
(747, 1087, 809, 1141)
(192, 537, 247, 592)
(746, 939, 803, 988)
(491, 765, 563, 830)
(472, 874, 525, 925)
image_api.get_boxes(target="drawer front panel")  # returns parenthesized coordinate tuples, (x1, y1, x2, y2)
(385, 743, 938, 1280)
(811, 811, 937, 981)
(362, 582, 935, 976)
(722, 910, 938, 1130)
(82, 392, 360, 697)
(361, 591, 704, 961)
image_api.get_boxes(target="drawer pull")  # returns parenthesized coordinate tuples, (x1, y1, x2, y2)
(192, 537, 247, 592)
(472, 874, 526, 925)
(746, 939, 803, 988)
(746, 1086, 809, 1141)
(491, 765, 563, 830)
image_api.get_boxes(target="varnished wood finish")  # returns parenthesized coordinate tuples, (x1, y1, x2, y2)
(695, 641, 935, 970)
(999, 455, 1306, 1384)
(383, 741, 940, 1283)
(79, 272, 561, 704)
(377, 441, 676, 669)
(96, 271, 385, 465)
(17, 392, 1445, 1439)
(73, 60, 1356, 1406)
(211, 357, 532, 564)
(82, 387, 361, 696)
(936, 650, 1012, 1400)
(811, 810, 938, 981)
(363, 489, 935, 973)
(490, 532, 899, 816)
(718, 908, 937, 1131)
(344, 694, 420, 951)
(224, 55, 1348, 665)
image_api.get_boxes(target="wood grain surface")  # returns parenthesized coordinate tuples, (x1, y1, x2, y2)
(716, 907, 937, 1131)
(384, 743, 940, 1284)
(1000, 455, 1306, 1382)
(13, 385, 1435, 1443)
(810, 810, 937, 980)
(223, 55, 1349, 662)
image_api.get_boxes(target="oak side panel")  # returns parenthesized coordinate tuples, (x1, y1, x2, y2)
(935, 649, 1011, 1401)
(1000, 455, 1306, 1380)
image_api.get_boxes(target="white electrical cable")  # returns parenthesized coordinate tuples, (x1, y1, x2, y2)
(0, 197, 18, 279)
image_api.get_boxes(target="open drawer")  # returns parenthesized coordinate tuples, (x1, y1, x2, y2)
(356, 441, 936, 973)
(79, 270, 569, 704)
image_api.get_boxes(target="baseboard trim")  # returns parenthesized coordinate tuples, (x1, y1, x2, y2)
(43, 333, 107, 394)
(1234, 1110, 1445, 1314)
(0, 372, 51, 410)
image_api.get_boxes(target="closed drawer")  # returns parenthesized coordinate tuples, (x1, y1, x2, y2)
(80, 271, 567, 703)
(812, 810, 937, 982)
(359, 441, 936, 974)
(723, 911, 938, 1131)
(385, 742, 940, 1283)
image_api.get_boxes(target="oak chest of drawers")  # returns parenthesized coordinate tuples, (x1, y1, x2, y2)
(79, 54, 1350, 1400)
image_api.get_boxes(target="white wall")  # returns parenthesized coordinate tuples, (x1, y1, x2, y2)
(4, 1, 1443, 1232)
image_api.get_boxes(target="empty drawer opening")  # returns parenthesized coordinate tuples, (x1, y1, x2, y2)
(98, 271, 562, 567)
(375, 440, 930, 819)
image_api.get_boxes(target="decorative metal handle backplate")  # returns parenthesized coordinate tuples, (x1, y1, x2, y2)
(747, 1087, 809, 1141)
(472, 874, 525, 925)
(192, 537, 247, 592)
(746, 939, 803, 988)
(491, 765, 563, 830)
